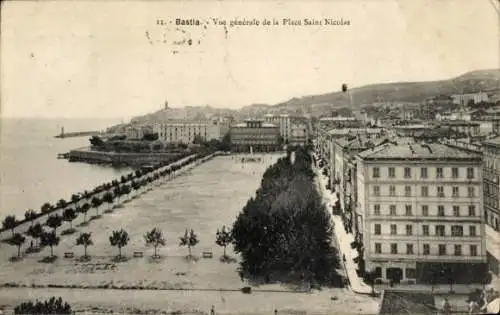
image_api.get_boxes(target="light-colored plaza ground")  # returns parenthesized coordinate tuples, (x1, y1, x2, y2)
(0, 154, 379, 314)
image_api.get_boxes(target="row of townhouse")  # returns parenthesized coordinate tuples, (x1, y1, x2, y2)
(316, 127, 489, 284)
(264, 113, 310, 146)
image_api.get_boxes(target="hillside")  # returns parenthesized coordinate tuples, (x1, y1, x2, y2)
(263, 69, 500, 116)
(126, 69, 500, 124)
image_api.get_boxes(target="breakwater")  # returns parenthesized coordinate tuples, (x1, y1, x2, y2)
(54, 131, 101, 139)
(67, 147, 185, 166)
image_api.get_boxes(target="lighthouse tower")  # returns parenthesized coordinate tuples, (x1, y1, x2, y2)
(164, 100, 169, 109)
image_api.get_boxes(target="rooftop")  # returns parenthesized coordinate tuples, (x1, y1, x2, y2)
(358, 141, 482, 161)
(327, 128, 384, 136)
(441, 120, 480, 127)
(319, 116, 357, 121)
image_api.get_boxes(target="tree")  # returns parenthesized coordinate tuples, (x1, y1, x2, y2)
(9, 233, 26, 257)
(56, 199, 67, 209)
(91, 196, 102, 215)
(79, 203, 90, 222)
(109, 229, 129, 258)
(71, 193, 80, 204)
(24, 209, 37, 226)
(364, 269, 377, 295)
(215, 225, 233, 258)
(2, 215, 17, 237)
(46, 214, 62, 232)
(40, 231, 60, 257)
(102, 192, 114, 210)
(14, 296, 72, 315)
(40, 202, 52, 214)
(121, 184, 131, 200)
(179, 229, 199, 258)
(75, 232, 93, 258)
(142, 133, 159, 141)
(26, 223, 43, 247)
(62, 208, 77, 229)
(144, 227, 166, 258)
(89, 135, 104, 147)
(113, 186, 122, 203)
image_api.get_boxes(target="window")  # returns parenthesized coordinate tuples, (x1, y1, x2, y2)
(420, 167, 428, 178)
(470, 245, 477, 256)
(373, 186, 380, 196)
(422, 225, 429, 236)
(390, 224, 397, 235)
(388, 167, 395, 178)
(452, 186, 459, 197)
(374, 204, 380, 216)
(451, 225, 463, 236)
(454, 244, 462, 256)
(404, 167, 411, 178)
(405, 186, 412, 197)
(421, 186, 429, 197)
(468, 205, 476, 217)
(406, 244, 414, 254)
(468, 187, 475, 197)
(437, 167, 444, 178)
(439, 244, 446, 255)
(423, 244, 430, 255)
(389, 185, 396, 196)
(467, 167, 475, 179)
(374, 224, 381, 235)
(438, 205, 445, 217)
(406, 224, 413, 235)
(453, 206, 460, 217)
(406, 268, 417, 279)
(375, 243, 382, 254)
(421, 205, 429, 216)
(469, 225, 477, 237)
(373, 167, 380, 178)
(405, 205, 412, 216)
(452, 167, 459, 178)
(436, 225, 445, 236)
(391, 243, 398, 254)
(390, 205, 397, 216)
(437, 186, 445, 197)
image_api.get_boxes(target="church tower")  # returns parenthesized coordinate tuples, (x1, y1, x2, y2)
(164, 100, 169, 109)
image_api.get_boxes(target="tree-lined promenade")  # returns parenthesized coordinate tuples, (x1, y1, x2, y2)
(1, 150, 219, 254)
(231, 146, 344, 288)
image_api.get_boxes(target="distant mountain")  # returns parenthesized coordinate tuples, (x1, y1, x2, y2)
(126, 69, 500, 124)
(263, 69, 500, 116)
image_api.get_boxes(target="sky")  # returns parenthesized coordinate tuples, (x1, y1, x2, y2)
(1, 0, 499, 119)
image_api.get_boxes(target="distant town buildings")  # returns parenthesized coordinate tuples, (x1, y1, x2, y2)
(451, 91, 489, 105)
(153, 119, 230, 144)
(356, 141, 486, 283)
(230, 119, 280, 152)
(264, 113, 310, 146)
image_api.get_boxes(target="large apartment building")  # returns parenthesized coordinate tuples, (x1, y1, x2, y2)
(483, 137, 500, 231)
(153, 119, 229, 144)
(230, 119, 280, 152)
(356, 141, 487, 284)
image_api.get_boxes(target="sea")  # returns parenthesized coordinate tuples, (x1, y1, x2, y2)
(0, 118, 132, 219)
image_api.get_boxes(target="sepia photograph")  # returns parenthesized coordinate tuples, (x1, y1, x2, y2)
(0, 0, 499, 314)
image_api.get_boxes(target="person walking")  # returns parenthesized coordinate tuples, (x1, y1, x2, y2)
(210, 305, 215, 315)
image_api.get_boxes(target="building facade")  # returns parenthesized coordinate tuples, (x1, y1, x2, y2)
(356, 142, 487, 284)
(264, 114, 310, 146)
(230, 119, 280, 152)
(153, 120, 228, 144)
(451, 92, 490, 105)
(483, 137, 500, 231)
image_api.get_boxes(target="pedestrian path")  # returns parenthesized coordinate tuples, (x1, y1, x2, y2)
(312, 160, 372, 295)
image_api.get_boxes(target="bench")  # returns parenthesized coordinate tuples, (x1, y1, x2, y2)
(133, 251, 143, 258)
(64, 252, 74, 258)
(202, 250, 213, 258)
